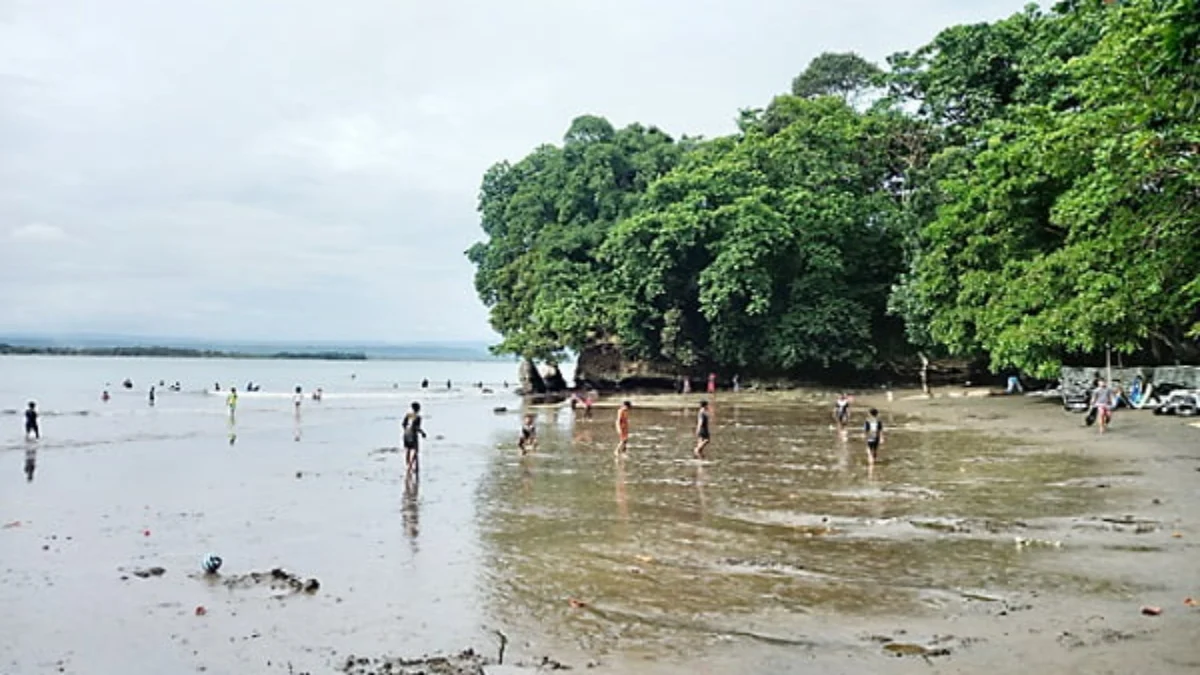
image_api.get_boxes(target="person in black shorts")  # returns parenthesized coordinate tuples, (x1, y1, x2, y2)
(24, 401, 40, 440)
(863, 408, 885, 465)
(694, 400, 711, 459)
(402, 401, 428, 474)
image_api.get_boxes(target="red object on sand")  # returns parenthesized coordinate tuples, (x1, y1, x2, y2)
(194, 606, 207, 616)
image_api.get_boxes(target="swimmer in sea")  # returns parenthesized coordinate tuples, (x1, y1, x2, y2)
(614, 401, 631, 455)
(402, 401, 428, 474)
(24, 401, 39, 440)
(694, 400, 711, 459)
(518, 414, 537, 454)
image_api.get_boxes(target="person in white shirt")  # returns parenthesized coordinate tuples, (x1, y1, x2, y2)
(292, 386, 303, 416)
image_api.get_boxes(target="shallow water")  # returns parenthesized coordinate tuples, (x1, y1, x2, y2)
(0, 357, 1124, 673)
(475, 401, 1116, 662)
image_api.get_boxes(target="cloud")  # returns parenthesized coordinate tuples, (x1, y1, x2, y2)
(10, 222, 67, 242)
(0, 0, 1030, 342)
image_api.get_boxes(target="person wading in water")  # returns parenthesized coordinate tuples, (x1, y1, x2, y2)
(402, 402, 428, 474)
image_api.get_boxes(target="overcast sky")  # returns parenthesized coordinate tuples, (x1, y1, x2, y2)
(0, 0, 1028, 343)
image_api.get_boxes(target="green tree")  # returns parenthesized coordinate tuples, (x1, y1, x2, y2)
(791, 52, 882, 103)
(603, 96, 907, 373)
(466, 117, 682, 359)
(904, 0, 1200, 376)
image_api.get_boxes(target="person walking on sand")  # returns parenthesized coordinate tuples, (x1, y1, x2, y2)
(694, 400, 711, 459)
(292, 386, 303, 415)
(518, 414, 538, 454)
(614, 401, 632, 455)
(148, 385, 156, 407)
(226, 387, 239, 419)
(1090, 378, 1114, 434)
(24, 401, 39, 440)
(402, 402, 428, 474)
(863, 408, 885, 466)
(833, 393, 851, 434)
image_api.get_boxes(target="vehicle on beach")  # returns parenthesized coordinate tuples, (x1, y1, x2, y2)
(1152, 388, 1200, 417)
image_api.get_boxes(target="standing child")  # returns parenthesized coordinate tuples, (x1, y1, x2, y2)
(863, 408, 885, 466)
(292, 386, 303, 415)
(24, 401, 39, 440)
(614, 401, 632, 455)
(518, 414, 538, 454)
(833, 393, 851, 433)
(694, 400, 711, 459)
(148, 386, 156, 407)
(402, 402, 428, 474)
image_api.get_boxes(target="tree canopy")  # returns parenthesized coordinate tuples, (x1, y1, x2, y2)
(468, 0, 1200, 378)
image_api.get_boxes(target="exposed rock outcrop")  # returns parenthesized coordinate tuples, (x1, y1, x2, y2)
(517, 358, 546, 395)
(542, 363, 568, 392)
(574, 342, 679, 391)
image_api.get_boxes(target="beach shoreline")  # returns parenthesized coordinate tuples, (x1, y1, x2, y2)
(3, 363, 1197, 675)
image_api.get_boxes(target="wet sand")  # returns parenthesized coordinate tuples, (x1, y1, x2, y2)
(2, 384, 1198, 674)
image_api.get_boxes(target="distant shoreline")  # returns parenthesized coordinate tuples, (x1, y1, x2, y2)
(0, 344, 367, 361)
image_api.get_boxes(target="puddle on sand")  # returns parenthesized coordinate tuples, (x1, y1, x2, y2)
(473, 400, 1115, 657)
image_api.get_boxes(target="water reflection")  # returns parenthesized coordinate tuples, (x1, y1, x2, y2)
(476, 399, 1113, 656)
(402, 471, 420, 553)
(23, 441, 37, 482)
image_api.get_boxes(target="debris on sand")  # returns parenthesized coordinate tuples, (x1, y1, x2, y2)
(341, 649, 489, 675)
(220, 567, 320, 594)
(124, 566, 166, 579)
(882, 642, 952, 658)
(340, 648, 571, 675)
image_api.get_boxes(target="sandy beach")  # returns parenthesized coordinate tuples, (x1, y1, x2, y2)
(3, 358, 1198, 674)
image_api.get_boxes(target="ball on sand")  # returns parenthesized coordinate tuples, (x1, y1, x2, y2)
(202, 554, 223, 574)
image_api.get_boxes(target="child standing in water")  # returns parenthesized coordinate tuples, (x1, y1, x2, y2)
(614, 401, 631, 455)
(402, 402, 427, 474)
(24, 401, 39, 440)
(863, 408, 885, 466)
(694, 400, 711, 459)
(833, 393, 851, 434)
(518, 414, 537, 454)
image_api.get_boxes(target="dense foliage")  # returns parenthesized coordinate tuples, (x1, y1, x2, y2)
(469, 0, 1199, 378)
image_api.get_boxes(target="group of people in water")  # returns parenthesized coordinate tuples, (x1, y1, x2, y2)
(507, 389, 885, 466)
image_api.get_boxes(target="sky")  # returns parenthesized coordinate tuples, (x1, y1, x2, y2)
(0, 0, 1029, 343)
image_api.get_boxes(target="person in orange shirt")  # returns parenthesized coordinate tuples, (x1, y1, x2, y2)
(614, 401, 632, 455)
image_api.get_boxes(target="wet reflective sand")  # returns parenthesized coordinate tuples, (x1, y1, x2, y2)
(476, 399, 1127, 659)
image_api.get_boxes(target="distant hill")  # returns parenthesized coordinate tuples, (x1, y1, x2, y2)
(0, 333, 509, 362)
